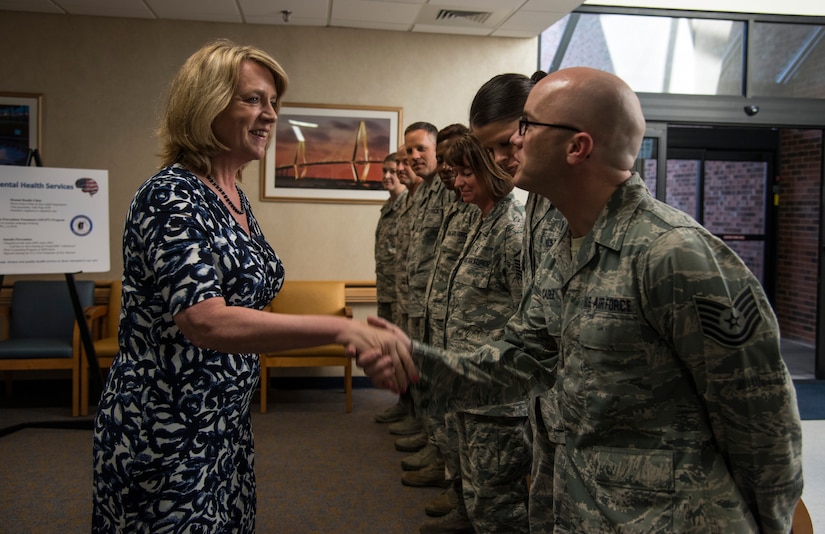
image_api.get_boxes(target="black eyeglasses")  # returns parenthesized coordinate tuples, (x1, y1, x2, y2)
(518, 118, 581, 136)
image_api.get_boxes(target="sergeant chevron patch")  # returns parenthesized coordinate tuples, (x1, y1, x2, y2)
(694, 287, 762, 347)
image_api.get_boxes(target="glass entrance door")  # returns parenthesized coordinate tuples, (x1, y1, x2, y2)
(666, 148, 773, 287)
(636, 125, 779, 299)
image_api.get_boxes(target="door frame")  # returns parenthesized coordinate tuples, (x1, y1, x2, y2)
(638, 107, 825, 380)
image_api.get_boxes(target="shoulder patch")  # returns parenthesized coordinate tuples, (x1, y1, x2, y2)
(693, 286, 762, 347)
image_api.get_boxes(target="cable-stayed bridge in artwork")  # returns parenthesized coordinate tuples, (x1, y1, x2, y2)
(275, 119, 386, 191)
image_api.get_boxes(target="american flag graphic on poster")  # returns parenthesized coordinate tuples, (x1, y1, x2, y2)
(75, 177, 99, 196)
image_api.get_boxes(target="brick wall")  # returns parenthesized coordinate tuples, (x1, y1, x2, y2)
(646, 130, 821, 343)
(776, 129, 822, 342)
(665, 159, 767, 284)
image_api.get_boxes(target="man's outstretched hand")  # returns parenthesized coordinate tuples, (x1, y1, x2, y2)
(353, 316, 417, 393)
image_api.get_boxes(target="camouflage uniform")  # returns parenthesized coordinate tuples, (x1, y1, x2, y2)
(411, 174, 803, 533)
(406, 176, 454, 342)
(521, 192, 561, 290)
(424, 198, 479, 346)
(394, 184, 424, 335)
(521, 191, 566, 529)
(442, 194, 524, 353)
(441, 194, 530, 533)
(375, 190, 408, 323)
(417, 197, 479, 482)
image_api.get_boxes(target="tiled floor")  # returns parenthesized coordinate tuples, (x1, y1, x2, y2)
(781, 338, 822, 529)
(783, 338, 817, 381)
(802, 419, 824, 530)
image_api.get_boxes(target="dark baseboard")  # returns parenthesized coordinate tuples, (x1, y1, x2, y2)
(267, 376, 373, 390)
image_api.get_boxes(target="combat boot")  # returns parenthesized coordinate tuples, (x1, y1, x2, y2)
(388, 415, 423, 435)
(401, 443, 438, 471)
(401, 457, 449, 488)
(374, 398, 408, 423)
(424, 485, 458, 517)
(418, 507, 473, 533)
(395, 431, 427, 452)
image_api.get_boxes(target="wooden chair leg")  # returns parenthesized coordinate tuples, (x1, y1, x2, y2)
(3, 371, 12, 399)
(80, 358, 89, 417)
(345, 359, 352, 413)
(72, 363, 80, 417)
(260, 365, 268, 414)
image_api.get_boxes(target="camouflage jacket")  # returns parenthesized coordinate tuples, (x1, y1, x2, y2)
(443, 193, 525, 418)
(406, 176, 455, 319)
(423, 198, 479, 346)
(443, 193, 524, 354)
(521, 192, 567, 450)
(522, 192, 563, 289)
(412, 173, 803, 533)
(375, 190, 407, 304)
(393, 185, 423, 317)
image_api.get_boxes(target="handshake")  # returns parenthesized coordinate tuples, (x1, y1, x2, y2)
(344, 317, 418, 393)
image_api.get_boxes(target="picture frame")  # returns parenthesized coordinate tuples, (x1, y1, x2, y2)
(260, 103, 402, 203)
(0, 92, 42, 166)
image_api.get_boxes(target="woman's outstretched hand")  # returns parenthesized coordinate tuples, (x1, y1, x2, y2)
(345, 317, 417, 393)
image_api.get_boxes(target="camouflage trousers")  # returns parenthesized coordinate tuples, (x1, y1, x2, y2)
(426, 414, 447, 452)
(396, 311, 409, 337)
(406, 315, 426, 344)
(376, 302, 394, 323)
(527, 423, 556, 533)
(443, 410, 531, 533)
(424, 315, 445, 348)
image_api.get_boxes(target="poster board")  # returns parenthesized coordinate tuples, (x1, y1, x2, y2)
(0, 165, 109, 274)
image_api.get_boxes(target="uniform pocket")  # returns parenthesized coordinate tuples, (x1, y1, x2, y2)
(590, 446, 674, 492)
(453, 257, 491, 289)
(578, 446, 675, 532)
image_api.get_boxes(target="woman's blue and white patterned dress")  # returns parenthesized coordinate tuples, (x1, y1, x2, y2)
(92, 164, 284, 533)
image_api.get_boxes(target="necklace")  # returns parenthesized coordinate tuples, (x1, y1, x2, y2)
(205, 174, 245, 215)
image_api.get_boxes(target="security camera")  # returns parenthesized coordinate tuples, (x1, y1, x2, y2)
(744, 104, 759, 116)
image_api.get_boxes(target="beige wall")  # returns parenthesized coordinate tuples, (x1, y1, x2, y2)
(0, 11, 537, 283)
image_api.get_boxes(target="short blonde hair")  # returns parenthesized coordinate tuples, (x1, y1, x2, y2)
(158, 39, 289, 176)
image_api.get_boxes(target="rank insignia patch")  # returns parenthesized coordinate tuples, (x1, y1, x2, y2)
(694, 287, 762, 347)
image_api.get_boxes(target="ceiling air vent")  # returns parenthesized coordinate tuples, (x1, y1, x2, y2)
(435, 9, 492, 25)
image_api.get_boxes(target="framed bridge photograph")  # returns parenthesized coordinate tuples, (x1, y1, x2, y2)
(260, 103, 403, 204)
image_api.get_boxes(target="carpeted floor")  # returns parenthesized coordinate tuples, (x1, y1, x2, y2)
(3, 377, 824, 533)
(0, 383, 441, 534)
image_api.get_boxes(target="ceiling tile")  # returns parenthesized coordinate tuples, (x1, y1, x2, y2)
(334, 20, 416, 30)
(424, 0, 524, 8)
(0, 0, 67, 14)
(55, 0, 155, 18)
(495, 9, 568, 33)
(1, 0, 817, 39)
(145, 0, 242, 23)
(522, 0, 583, 12)
(240, 0, 330, 26)
(330, 0, 421, 26)
(412, 23, 491, 36)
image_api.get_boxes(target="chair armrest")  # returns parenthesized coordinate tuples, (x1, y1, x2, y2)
(84, 305, 109, 340)
(85, 304, 108, 321)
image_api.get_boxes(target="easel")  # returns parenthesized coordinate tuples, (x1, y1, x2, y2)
(0, 148, 104, 437)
